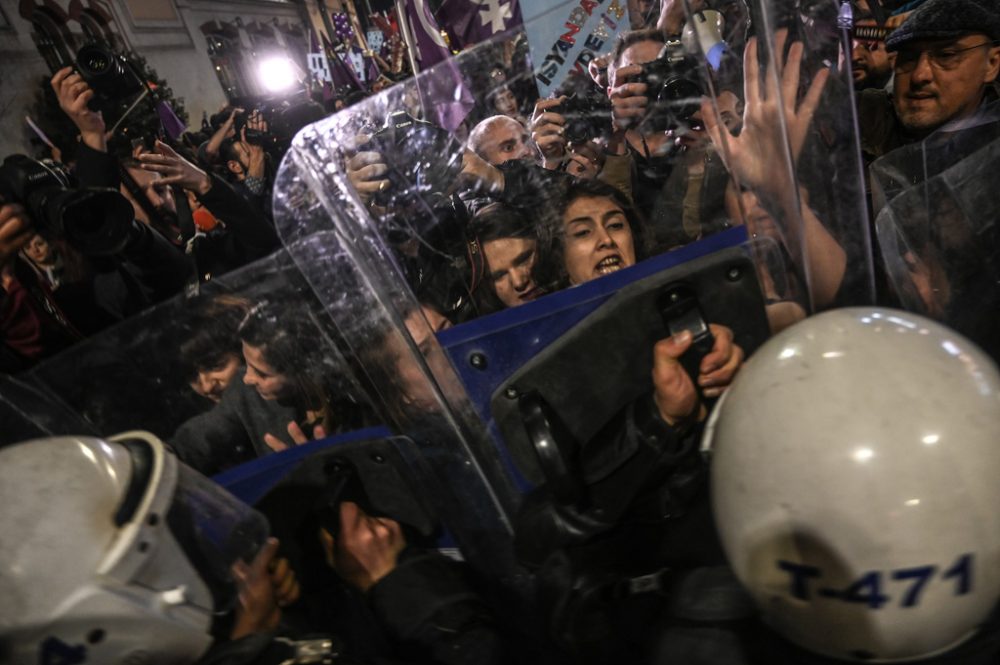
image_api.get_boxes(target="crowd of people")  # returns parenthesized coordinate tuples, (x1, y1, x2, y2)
(1, 0, 1000, 661)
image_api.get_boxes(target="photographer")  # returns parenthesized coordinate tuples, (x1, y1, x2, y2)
(49, 66, 192, 297)
(221, 110, 275, 218)
(606, 27, 743, 250)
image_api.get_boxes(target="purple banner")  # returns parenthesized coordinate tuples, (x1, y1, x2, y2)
(436, 0, 523, 48)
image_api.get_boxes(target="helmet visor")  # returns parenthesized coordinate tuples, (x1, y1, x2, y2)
(166, 462, 270, 612)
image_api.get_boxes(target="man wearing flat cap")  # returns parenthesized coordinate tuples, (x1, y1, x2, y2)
(858, 0, 1000, 161)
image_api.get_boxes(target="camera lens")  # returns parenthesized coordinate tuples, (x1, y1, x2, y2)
(85, 54, 109, 72)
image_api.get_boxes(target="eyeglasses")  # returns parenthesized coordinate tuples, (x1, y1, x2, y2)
(895, 41, 999, 73)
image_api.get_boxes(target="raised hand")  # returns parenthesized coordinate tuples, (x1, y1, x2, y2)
(608, 64, 648, 131)
(262, 420, 328, 452)
(51, 67, 106, 152)
(345, 134, 390, 204)
(138, 140, 213, 196)
(652, 323, 744, 425)
(531, 96, 568, 166)
(702, 30, 829, 194)
(230, 538, 300, 639)
(319, 501, 406, 593)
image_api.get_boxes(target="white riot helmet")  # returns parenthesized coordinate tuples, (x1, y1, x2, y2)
(706, 308, 1000, 662)
(0, 432, 269, 665)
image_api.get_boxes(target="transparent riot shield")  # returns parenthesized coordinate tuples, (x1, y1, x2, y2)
(871, 100, 1000, 362)
(269, 0, 871, 607)
(0, 2, 874, 643)
(694, 0, 875, 312)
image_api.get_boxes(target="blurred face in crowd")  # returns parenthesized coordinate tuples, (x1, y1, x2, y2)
(670, 90, 742, 152)
(492, 87, 519, 117)
(226, 141, 253, 180)
(893, 34, 1000, 135)
(851, 18, 892, 89)
(565, 141, 604, 179)
(483, 236, 543, 307)
(190, 354, 242, 403)
(391, 305, 453, 412)
(473, 116, 533, 165)
(22, 234, 54, 266)
(628, 0, 658, 28)
(562, 195, 636, 284)
(613, 39, 664, 88)
(242, 342, 293, 401)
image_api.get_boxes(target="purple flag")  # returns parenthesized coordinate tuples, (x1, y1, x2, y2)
(404, 0, 475, 130)
(323, 33, 365, 90)
(436, 0, 523, 48)
(367, 56, 381, 84)
(405, 0, 452, 68)
(155, 100, 187, 141)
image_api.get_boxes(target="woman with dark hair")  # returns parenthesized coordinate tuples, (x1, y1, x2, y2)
(537, 179, 652, 288)
(178, 294, 250, 403)
(170, 297, 373, 474)
(237, 299, 344, 433)
(466, 203, 545, 315)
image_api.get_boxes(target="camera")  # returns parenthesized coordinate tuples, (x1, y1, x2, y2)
(558, 90, 612, 145)
(233, 96, 326, 152)
(0, 155, 137, 257)
(233, 108, 268, 146)
(367, 111, 463, 207)
(75, 43, 145, 103)
(634, 41, 704, 133)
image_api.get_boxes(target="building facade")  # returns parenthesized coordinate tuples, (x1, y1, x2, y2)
(0, 0, 346, 158)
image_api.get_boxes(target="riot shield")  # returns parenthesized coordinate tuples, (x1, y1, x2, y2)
(871, 100, 1000, 362)
(269, 0, 872, 607)
(0, 1, 873, 638)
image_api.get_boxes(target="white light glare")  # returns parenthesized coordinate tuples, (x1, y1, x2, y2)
(922, 434, 940, 445)
(852, 447, 874, 463)
(258, 56, 297, 94)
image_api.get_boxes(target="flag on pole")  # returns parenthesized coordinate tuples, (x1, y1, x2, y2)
(155, 100, 187, 140)
(436, 0, 522, 48)
(404, 0, 452, 68)
(402, 0, 476, 131)
(322, 33, 365, 90)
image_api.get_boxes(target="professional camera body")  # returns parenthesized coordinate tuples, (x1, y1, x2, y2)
(634, 40, 704, 133)
(75, 43, 145, 104)
(558, 89, 613, 145)
(367, 110, 463, 207)
(0, 155, 137, 256)
(629, 9, 730, 134)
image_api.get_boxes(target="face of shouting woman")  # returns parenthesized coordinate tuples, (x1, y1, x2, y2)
(562, 195, 636, 285)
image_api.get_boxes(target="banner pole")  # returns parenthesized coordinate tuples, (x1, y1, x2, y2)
(394, 0, 422, 75)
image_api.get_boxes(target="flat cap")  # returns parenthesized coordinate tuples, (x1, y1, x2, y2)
(886, 0, 1000, 51)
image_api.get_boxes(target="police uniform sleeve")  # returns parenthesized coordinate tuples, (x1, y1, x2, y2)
(367, 549, 504, 665)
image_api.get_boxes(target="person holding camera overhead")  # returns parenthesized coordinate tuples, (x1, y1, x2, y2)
(0, 66, 195, 370)
(50, 66, 279, 283)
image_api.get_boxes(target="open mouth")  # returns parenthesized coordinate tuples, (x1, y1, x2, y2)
(595, 255, 624, 276)
(520, 287, 545, 301)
